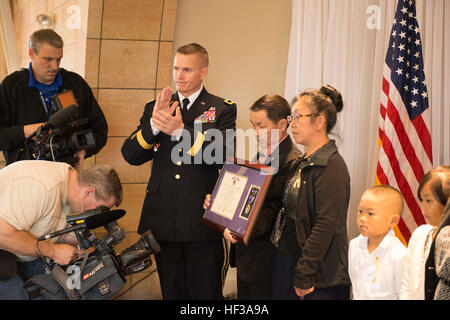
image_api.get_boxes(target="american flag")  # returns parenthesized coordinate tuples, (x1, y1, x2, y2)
(376, 0, 433, 245)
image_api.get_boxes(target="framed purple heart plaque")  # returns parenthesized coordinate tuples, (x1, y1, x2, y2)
(202, 159, 274, 244)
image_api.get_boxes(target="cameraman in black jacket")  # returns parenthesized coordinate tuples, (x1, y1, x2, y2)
(0, 29, 107, 166)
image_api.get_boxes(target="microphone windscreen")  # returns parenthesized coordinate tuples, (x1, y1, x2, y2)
(48, 104, 78, 128)
(84, 209, 126, 229)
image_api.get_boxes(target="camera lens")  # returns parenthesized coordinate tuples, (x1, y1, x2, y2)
(118, 229, 161, 275)
(141, 230, 161, 255)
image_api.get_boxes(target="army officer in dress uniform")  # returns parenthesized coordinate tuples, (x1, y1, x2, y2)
(121, 43, 237, 299)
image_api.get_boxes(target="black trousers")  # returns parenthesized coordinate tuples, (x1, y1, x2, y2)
(155, 239, 229, 300)
(303, 285, 350, 300)
(237, 273, 271, 300)
(272, 250, 350, 300)
(272, 249, 298, 300)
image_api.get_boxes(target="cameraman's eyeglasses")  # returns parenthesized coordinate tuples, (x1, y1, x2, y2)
(287, 113, 314, 124)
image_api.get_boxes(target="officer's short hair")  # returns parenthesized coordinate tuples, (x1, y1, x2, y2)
(29, 29, 64, 54)
(77, 165, 123, 207)
(177, 43, 209, 67)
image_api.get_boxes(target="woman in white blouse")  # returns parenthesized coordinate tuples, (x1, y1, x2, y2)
(399, 166, 449, 299)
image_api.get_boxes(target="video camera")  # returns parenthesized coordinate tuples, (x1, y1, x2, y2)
(25, 207, 161, 300)
(29, 90, 96, 166)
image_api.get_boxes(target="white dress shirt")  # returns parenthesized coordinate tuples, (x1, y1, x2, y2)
(349, 229, 408, 300)
(399, 224, 434, 300)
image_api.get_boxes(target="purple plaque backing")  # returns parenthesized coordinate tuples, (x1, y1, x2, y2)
(202, 159, 273, 244)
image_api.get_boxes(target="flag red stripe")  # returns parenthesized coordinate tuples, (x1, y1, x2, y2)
(378, 127, 385, 141)
(376, 163, 412, 242)
(380, 102, 386, 120)
(386, 98, 425, 182)
(376, 162, 389, 185)
(411, 115, 433, 163)
(396, 217, 412, 242)
(379, 132, 426, 226)
(382, 77, 390, 96)
(382, 74, 431, 165)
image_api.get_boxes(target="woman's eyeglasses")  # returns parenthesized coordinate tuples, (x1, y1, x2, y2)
(287, 113, 314, 124)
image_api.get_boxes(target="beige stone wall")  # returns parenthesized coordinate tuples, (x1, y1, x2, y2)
(11, 0, 89, 76)
(1, 0, 177, 299)
(5, 1, 178, 243)
(84, 0, 177, 255)
(4, 0, 290, 228)
(3, 0, 289, 298)
(0, 45, 6, 168)
(0, 44, 7, 80)
(2, 0, 90, 169)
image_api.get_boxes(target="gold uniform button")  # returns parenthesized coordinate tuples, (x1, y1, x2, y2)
(177, 161, 182, 166)
(175, 174, 180, 180)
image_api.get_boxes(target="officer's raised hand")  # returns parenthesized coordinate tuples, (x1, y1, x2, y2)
(152, 102, 183, 136)
(152, 87, 173, 117)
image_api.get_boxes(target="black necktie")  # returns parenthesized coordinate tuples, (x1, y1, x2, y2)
(181, 98, 190, 119)
(182, 98, 190, 110)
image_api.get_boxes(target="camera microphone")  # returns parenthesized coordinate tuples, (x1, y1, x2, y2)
(28, 105, 79, 140)
(38, 209, 126, 241)
(83, 209, 126, 229)
(40, 104, 78, 131)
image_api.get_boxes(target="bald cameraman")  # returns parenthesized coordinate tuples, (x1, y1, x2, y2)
(0, 29, 107, 167)
(0, 160, 122, 300)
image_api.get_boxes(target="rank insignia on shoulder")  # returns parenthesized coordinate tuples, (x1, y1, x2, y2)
(224, 99, 234, 105)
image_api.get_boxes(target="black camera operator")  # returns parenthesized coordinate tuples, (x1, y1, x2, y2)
(0, 160, 122, 299)
(0, 28, 107, 168)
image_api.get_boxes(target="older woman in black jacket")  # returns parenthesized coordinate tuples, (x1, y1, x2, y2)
(272, 85, 351, 300)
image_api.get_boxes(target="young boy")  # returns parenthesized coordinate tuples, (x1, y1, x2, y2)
(348, 185, 408, 299)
